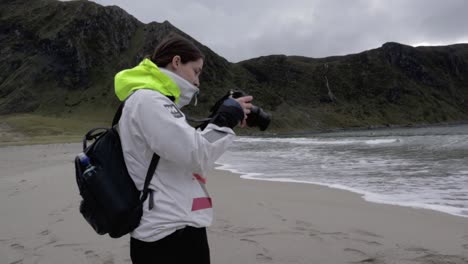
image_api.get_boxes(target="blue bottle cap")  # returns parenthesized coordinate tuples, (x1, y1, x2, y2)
(78, 152, 90, 166)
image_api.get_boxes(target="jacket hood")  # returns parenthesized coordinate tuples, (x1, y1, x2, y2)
(114, 59, 199, 108)
(159, 68, 199, 108)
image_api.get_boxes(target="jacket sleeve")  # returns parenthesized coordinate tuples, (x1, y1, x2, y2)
(128, 90, 235, 173)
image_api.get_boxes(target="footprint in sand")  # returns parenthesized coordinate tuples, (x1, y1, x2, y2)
(240, 238, 259, 245)
(256, 248, 273, 262)
(8, 190, 20, 197)
(294, 220, 311, 231)
(256, 253, 273, 262)
(235, 227, 266, 234)
(267, 206, 287, 222)
(45, 235, 58, 246)
(242, 231, 279, 238)
(47, 207, 68, 224)
(85, 249, 100, 262)
(405, 246, 432, 253)
(351, 238, 383, 246)
(414, 253, 468, 264)
(84, 250, 114, 264)
(344, 248, 381, 264)
(344, 248, 368, 256)
(38, 229, 50, 236)
(8, 243, 26, 264)
(54, 243, 82, 248)
(294, 220, 322, 238)
(353, 257, 379, 263)
(61, 203, 74, 212)
(10, 243, 24, 250)
(320, 231, 349, 240)
(352, 229, 383, 238)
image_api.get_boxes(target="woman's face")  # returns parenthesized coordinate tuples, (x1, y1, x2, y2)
(169, 56, 204, 87)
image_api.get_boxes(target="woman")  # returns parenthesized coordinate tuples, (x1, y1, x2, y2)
(114, 34, 252, 263)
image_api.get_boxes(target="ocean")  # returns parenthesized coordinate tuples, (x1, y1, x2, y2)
(216, 124, 468, 218)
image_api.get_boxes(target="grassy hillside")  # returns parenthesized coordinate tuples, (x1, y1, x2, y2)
(1, 0, 467, 144)
(235, 43, 468, 130)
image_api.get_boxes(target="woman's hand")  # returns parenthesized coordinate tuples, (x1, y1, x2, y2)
(234, 96, 253, 128)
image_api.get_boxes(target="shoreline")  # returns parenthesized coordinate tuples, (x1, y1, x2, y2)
(208, 168, 468, 264)
(215, 164, 468, 219)
(2, 116, 468, 144)
(267, 119, 468, 137)
(1, 143, 467, 263)
(1, 141, 467, 220)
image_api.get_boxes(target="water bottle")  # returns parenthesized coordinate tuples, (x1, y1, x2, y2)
(78, 152, 91, 167)
(77, 152, 96, 180)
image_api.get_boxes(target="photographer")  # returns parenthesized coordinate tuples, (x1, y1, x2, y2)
(115, 34, 252, 264)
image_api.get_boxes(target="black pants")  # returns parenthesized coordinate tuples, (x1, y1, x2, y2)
(130, 226, 210, 264)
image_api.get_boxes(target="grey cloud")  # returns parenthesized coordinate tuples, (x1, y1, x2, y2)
(91, 0, 468, 62)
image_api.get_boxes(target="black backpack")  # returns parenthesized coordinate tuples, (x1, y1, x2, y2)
(74, 102, 160, 238)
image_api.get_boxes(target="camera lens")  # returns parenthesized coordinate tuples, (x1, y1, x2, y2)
(247, 106, 271, 131)
(226, 90, 271, 131)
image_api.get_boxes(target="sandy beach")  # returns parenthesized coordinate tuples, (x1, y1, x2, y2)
(1, 143, 467, 264)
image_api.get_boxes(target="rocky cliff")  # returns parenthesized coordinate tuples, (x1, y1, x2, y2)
(235, 43, 468, 129)
(1, 0, 467, 131)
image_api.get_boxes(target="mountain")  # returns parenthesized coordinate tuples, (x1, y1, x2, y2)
(0, 0, 231, 117)
(235, 43, 468, 130)
(1, 0, 467, 133)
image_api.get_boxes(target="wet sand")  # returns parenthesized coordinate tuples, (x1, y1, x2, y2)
(1, 143, 467, 263)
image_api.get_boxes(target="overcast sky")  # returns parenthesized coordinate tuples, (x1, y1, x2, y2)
(91, 0, 468, 62)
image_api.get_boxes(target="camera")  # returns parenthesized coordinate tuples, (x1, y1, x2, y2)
(230, 90, 271, 131)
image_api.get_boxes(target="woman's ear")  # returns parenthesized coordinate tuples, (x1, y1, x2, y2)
(171, 55, 181, 70)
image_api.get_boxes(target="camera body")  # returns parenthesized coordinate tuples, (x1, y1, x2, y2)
(229, 90, 271, 131)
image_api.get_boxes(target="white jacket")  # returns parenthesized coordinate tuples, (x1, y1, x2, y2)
(119, 87, 235, 242)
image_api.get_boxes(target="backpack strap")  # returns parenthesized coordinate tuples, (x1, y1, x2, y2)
(141, 154, 160, 208)
(112, 102, 125, 126)
(82, 127, 107, 150)
(113, 99, 160, 208)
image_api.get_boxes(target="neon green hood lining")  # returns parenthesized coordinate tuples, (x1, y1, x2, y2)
(114, 58, 180, 102)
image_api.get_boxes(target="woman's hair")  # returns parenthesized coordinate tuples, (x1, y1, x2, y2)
(150, 34, 205, 67)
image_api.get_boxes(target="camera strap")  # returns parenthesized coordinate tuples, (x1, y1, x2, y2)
(185, 116, 212, 123)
